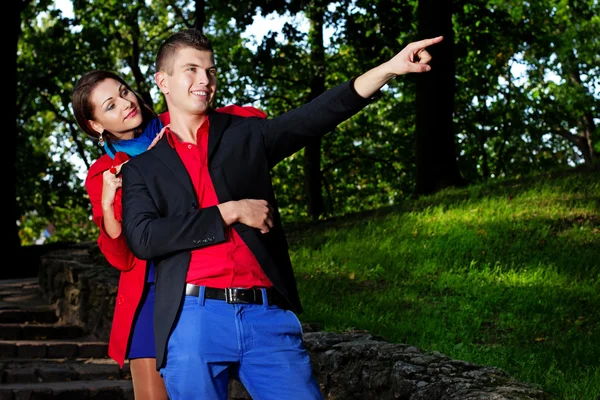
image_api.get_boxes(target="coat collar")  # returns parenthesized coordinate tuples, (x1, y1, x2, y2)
(150, 137, 196, 198)
(147, 110, 233, 198)
(207, 109, 231, 162)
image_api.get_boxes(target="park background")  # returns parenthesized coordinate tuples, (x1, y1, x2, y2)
(8, 0, 599, 399)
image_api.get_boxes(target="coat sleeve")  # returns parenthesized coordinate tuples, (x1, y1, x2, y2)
(260, 79, 380, 167)
(120, 157, 228, 261)
(85, 162, 135, 271)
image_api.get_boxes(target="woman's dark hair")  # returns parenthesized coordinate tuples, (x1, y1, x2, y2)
(71, 70, 156, 143)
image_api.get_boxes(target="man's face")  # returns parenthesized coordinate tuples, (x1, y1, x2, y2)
(159, 47, 217, 117)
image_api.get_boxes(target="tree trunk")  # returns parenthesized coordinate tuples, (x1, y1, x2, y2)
(304, 6, 326, 219)
(127, 14, 154, 109)
(12, 1, 30, 258)
(194, 0, 206, 33)
(568, 71, 596, 164)
(478, 95, 490, 180)
(415, 0, 466, 195)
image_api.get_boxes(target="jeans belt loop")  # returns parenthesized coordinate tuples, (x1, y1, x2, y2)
(199, 285, 206, 306)
(260, 288, 269, 309)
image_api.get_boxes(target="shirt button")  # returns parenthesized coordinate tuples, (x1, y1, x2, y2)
(187, 145, 192, 149)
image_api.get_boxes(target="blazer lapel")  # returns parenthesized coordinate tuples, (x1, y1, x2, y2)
(149, 137, 196, 199)
(207, 110, 231, 162)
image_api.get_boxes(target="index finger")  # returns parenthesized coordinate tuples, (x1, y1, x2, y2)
(147, 127, 167, 150)
(147, 136, 160, 150)
(410, 36, 443, 51)
(114, 161, 129, 176)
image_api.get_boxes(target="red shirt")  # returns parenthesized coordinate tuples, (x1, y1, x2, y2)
(166, 117, 272, 289)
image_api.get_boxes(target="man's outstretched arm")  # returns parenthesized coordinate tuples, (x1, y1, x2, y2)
(256, 36, 444, 168)
(354, 36, 443, 98)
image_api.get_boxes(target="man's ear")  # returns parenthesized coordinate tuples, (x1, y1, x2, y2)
(88, 120, 104, 135)
(155, 71, 169, 95)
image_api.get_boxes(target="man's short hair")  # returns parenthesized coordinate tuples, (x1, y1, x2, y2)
(155, 28, 214, 75)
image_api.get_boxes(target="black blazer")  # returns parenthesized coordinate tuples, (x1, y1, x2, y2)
(121, 79, 379, 368)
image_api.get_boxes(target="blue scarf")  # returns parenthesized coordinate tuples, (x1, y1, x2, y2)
(103, 117, 163, 159)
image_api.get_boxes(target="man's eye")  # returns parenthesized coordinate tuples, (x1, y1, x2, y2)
(187, 67, 196, 72)
(209, 69, 217, 75)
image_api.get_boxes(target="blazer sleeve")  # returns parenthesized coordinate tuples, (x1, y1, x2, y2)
(120, 158, 227, 261)
(260, 79, 380, 167)
(85, 166, 135, 272)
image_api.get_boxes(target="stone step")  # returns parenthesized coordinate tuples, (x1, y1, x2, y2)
(0, 288, 41, 298)
(0, 379, 133, 400)
(0, 324, 85, 340)
(0, 280, 49, 312)
(0, 358, 130, 384)
(0, 340, 108, 359)
(0, 278, 38, 289)
(0, 298, 54, 312)
(0, 302, 53, 312)
(0, 309, 58, 324)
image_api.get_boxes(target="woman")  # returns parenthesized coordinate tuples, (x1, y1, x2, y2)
(72, 70, 266, 399)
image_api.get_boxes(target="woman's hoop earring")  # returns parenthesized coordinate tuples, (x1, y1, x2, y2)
(98, 135, 105, 146)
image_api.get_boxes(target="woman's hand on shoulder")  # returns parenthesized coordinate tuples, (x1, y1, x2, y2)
(147, 124, 170, 150)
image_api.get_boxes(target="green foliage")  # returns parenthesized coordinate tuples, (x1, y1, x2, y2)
(19, 202, 98, 245)
(16, 0, 600, 245)
(239, 1, 422, 220)
(492, 0, 599, 165)
(290, 168, 600, 399)
(14, 4, 600, 396)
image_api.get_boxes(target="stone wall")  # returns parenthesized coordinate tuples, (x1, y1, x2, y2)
(303, 329, 550, 400)
(37, 241, 118, 341)
(38, 243, 551, 400)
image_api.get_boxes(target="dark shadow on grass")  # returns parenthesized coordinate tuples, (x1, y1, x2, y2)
(284, 168, 600, 245)
(289, 210, 600, 280)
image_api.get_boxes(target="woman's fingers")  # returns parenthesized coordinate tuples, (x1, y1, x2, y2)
(148, 124, 170, 150)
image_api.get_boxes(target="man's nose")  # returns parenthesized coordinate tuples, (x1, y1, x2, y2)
(197, 70, 210, 84)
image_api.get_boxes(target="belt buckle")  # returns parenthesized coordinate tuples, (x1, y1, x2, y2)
(225, 288, 250, 304)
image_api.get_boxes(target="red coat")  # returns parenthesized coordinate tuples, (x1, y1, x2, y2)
(84, 106, 267, 367)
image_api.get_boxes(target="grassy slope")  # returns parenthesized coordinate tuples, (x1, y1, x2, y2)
(288, 168, 600, 400)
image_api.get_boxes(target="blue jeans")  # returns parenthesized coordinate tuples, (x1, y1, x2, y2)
(160, 287, 323, 400)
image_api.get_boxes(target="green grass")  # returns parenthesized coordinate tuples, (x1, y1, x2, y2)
(288, 168, 600, 400)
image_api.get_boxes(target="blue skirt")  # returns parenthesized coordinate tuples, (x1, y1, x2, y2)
(127, 282, 156, 359)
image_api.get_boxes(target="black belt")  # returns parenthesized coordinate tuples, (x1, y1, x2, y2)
(185, 284, 287, 308)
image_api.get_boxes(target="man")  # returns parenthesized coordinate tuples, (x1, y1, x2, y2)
(121, 28, 442, 399)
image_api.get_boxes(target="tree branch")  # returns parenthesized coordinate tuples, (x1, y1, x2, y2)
(40, 93, 91, 170)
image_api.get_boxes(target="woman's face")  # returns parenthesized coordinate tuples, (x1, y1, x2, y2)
(88, 78, 143, 140)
